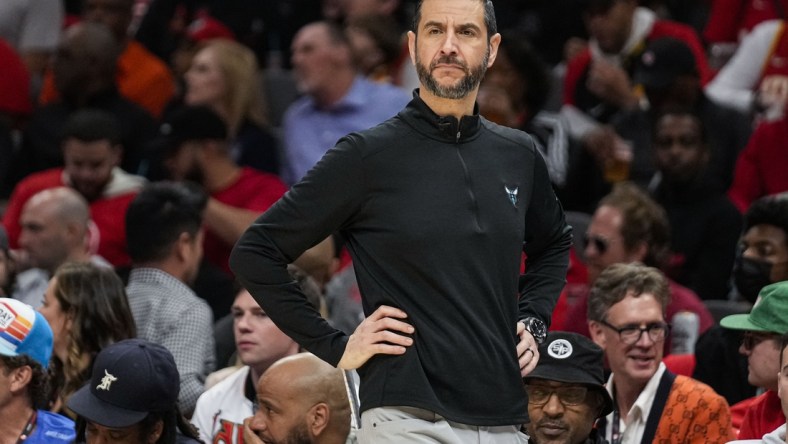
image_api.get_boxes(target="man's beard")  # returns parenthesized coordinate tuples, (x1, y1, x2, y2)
(415, 45, 489, 99)
(283, 424, 311, 444)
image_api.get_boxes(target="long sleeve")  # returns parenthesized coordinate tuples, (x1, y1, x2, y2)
(166, 301, 215, 415)
(705, 20, 782, 113)
(519, 145, 573, 326)
(230, 140, 365, 366)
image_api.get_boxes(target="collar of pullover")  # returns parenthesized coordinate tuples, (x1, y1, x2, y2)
(401, 89, 482, 143)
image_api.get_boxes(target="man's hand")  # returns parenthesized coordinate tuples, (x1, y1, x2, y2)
(338, 305, 414, 370)
(587, 60, 638, 109)
(517, 321, 540, 377)
(242, 416, 264, 444)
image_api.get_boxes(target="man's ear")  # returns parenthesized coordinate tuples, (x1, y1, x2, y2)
(487, 33, 501, 68)
(9, 365, 33, 394)
(407, 31, 417, 67)
(146, 419, 164, 444)
(308, 403, 330, 437)
(175, 231, 193, 262)
(588, 320, 607, 350)
(110, 144, 123, 167)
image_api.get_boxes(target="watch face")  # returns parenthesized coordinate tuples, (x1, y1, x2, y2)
(528, 318, 547, 343)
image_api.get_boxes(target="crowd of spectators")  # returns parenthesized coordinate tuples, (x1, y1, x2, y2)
(3, 0, 788, 442)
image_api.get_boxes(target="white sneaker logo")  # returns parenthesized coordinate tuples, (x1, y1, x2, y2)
(96, 370, 117, 391)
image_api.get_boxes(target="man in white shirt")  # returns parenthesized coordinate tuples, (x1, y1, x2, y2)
(587, 263, 734, 443)
(192, 268, 322, 443)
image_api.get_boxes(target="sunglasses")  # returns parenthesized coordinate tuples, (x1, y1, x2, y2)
(583, 234, 612, 255)
(742, 331, 778, 351)
(525, 385, 589, 406)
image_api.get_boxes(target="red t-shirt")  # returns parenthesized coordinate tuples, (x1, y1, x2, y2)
(205, 167, 287, 274)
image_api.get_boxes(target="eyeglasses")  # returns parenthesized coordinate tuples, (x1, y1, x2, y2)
(599, 320, 670, 345)
(525, 385, 589, 406)
(583, 233, 614, 255)
(742, 331, 778, 351)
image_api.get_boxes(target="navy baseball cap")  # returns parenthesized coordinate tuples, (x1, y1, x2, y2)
(633, 37, 697, 90)
(67, 339, 180, 428)
(525, 331, 614, 416)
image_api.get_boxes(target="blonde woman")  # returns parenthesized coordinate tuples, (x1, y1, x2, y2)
(185, 38, 279, 174)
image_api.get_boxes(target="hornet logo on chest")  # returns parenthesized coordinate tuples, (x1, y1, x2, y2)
(505, 185, 519, 208)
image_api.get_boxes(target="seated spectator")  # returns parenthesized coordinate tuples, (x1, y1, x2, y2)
(282, 20, 409, 185)
(631, 38, 749, 193)
(38, 262, 136, 417)
(561, 182, 714, 353)
(124, 181, 215, 416)
(561, 0, 710, 138)
(39, 0, 175, 118)
(694, 193, 788, 412)
(18, 23, 158, 180)
(161, 105, 286, 278)
(3, 109, 145, 267)
(0, 297, 75, 443)
(183, 38, 280, 174)
(243, 353, 353, 444)
(524, 331, 614, 444)
(588, 263, 734, 442)
(67, 338, 201, 443)
(720, 281, 788, 440)
(12, 187, 108, 307)
(192, 286, 305, 443)
(648, 108, 742, 300)
(729, 332, 788, 443)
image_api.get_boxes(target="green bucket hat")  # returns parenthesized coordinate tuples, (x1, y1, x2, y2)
(721, 281, 788, 333)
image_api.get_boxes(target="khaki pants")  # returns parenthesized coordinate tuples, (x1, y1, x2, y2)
(358, 406, 529, 444)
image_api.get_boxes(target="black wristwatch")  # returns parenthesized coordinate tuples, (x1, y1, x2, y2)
(522, 317, 547, 344)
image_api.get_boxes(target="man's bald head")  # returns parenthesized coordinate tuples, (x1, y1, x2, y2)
(20, 187, 92, 272)
(252, 353, 351, 443)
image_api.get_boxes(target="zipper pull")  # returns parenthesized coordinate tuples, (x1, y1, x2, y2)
(456, 131, 461, 142)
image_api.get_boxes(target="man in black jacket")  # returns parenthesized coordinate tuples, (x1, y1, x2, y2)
(230, 0, 571, 442)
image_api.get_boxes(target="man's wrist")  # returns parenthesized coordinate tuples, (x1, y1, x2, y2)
(521, 317, 547, 344)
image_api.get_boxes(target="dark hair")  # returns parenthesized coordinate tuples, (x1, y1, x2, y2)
(413, 0, 497, 39)
(743, 193, 788, 242)
(598, 182, 671, 269)
(50, 262, 136, 407)
(496, 30, 551, 117)
(59, 108, 122, 146)
(125, 182, 208, 263)
(322, 20, 351, 47)
(0, 355, 50, 409)
(651, 106, 708, 147)
(588, 263, 670, 322)
(75, 406, 203, 444)
(346, 14, 404, 68)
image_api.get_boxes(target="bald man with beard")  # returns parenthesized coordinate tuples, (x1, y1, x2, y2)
(244, 353, 354, 444)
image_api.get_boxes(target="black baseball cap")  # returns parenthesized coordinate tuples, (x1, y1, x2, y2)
(159, 105, 228, 151)
(633, 37, 697, 90)
(67, 339, 180, 428)
(525, 331, 614, 416)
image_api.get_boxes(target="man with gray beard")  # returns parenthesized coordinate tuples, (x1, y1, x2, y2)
(231, 0, 572, 442)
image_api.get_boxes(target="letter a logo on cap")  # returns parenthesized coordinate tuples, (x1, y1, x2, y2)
(547, 339, 573, 359)
(97, 370, 118, 391)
